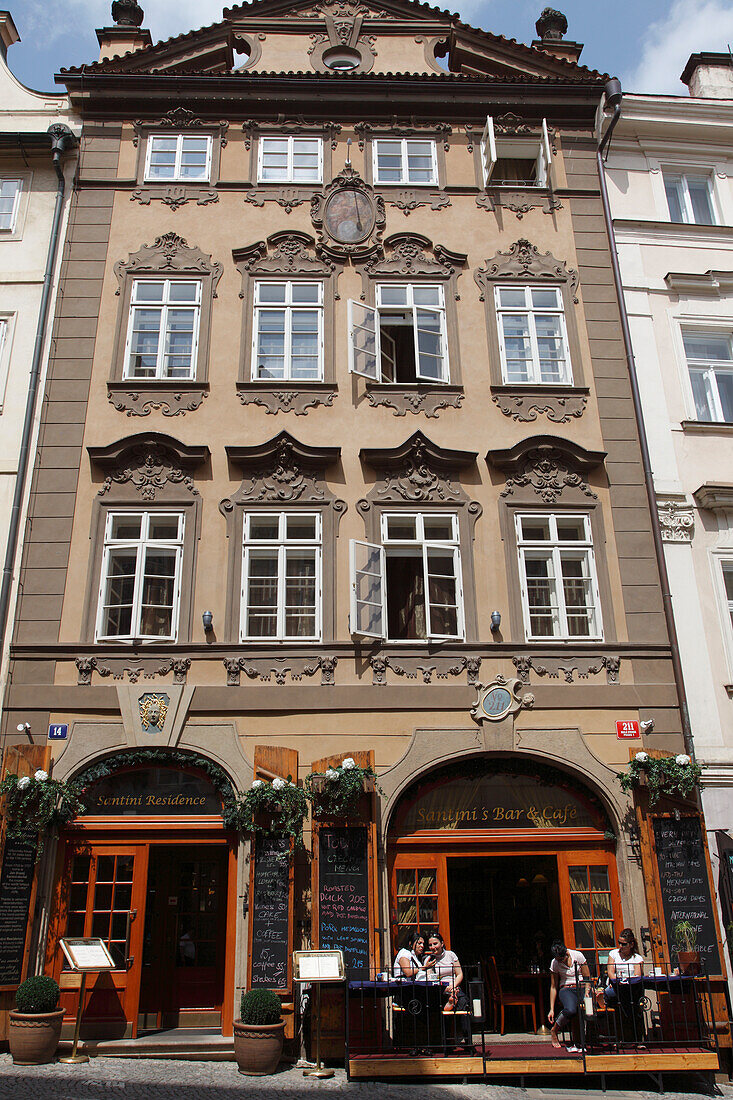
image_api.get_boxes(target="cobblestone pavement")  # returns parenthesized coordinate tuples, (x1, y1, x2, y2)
(0, 1055, 728, 1100)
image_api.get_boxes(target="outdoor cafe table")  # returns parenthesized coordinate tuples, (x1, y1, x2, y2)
(347, 979, 451, 1053)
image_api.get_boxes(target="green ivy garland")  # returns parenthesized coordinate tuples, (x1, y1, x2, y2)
(617, 752, 702, 807)
(305, 758, 382, 819)
(0, 772, 85, 855)
(73, 748, 239, 831)
(236, 777, 308, 848)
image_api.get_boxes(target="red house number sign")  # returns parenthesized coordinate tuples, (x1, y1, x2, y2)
(616, 720, 640, 740)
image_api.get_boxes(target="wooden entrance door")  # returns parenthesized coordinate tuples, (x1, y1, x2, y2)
(50, 841, 149, 1039)
(139, 845, 228, 1028)
(557, 851, 623, 975)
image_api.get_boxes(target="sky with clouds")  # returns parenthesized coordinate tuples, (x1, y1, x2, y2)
(5, 0, 733, 95)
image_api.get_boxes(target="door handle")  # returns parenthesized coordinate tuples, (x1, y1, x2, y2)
(125, 909, 137, 970)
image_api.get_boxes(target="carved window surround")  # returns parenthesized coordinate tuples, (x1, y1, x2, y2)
(357, 233, 466, 416)
(219, 431, 345, 643)
(242, 119, 341, 194)
(83, 433, 209, 644)
(357, 431, 482, 641)
(131, 109, 229, 207)
(475, 239, 587, 423)
(358, 120, 451, 206)
(233, 232, 341, 414)
(489, 435, 616, 644)
(110, 233, 222, 417)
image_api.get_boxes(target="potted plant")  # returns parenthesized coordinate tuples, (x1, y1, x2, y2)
(305, 757, 380, 819)
(236, 776, 308, 848)
(616, 751, 701, 807)
(9, 975, 64, 1065)
(674, 920, 701, 975)
(234, 989, 284, 1075)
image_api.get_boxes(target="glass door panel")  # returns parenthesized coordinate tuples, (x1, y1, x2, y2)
(391, 855, 449, 954)
(558, 852, 622, 977)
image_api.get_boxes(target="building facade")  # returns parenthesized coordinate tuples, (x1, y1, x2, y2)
(1, 0, 728, 1054)
(0, 11, 77, 719)
(604, 55, 733, 997)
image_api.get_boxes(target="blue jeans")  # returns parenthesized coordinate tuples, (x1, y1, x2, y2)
(555, 985, 580, 1030)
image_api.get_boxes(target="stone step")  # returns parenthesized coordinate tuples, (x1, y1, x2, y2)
(57, 1028, 235, 1061)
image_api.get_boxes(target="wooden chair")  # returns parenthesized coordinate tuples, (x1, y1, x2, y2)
(484, 956, 537, 1035)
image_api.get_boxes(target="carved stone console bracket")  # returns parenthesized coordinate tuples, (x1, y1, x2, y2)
(512, 654, 620, 685)
(236, 383, 337, 415)
(370, 654, 481, 686)
(491, 385, 588, 424)
(223, 655, 337, 686)
(75, 655, 192, 685)
(475, 239, 579, 303)
(88, 433, 209, 501)
(107, 382, 209, 418)
(476, 191, 562, 219)
(487, 435, 605, 504)
(657, 499, 694, 542)
(367, 384, 463, 418)
(131, 187, 218, 211)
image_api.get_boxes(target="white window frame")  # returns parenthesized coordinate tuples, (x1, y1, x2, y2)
(348, 283, 448, 384)
(95, 511, 185, 643)
(257, 135, 323, 184)
(251, 281, 324, 382)
(515, 512, 603, 642)
(662, 170, 717, 226)
(480, 117, 551, 188)
(349, 511, 465, 642)
(711, 551, 733, 678)
(144, 133, 213, 183)
(0, 179, 22, 232)
(372, 138, 439, 187)
(123, 279, 202, 381)
(682, 327, 733, 423)
(241, 511, 322, 642)
(494, 284, 572, 385)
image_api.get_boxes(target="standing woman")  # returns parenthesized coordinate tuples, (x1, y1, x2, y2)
(547, 940, 591, 1052)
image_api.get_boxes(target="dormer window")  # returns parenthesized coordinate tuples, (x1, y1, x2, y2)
(481, 117, 552, 188)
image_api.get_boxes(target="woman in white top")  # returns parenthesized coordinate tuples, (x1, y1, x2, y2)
(606, 928, 644, 985)
(548, 940, 590, 1052)
(425, 931, 472, 1047)
(393, 931, 427, 981)
(603, 928, 645, 1040)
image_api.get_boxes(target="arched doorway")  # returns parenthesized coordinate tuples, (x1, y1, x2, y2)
(46, 752, 238, 1040)
(387, 756, 622, 977)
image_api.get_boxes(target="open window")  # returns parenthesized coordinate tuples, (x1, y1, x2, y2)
(348, 284, 448, 384)
(349, 512, 464, 641)
(481, 117, 552, 188)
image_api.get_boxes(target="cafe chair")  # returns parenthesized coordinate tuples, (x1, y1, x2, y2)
(485, 956, 537, 1035)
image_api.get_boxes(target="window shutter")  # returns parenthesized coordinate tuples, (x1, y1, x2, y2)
(349, 539, 386, 639)
(347, 300, 381, 381)
(541, 118, 553, 188)
(413, 305, 448, 383)
(481, 115, 496, 184)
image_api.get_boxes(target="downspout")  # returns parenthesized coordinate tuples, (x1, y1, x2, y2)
(596, 81, 695, 761)
(0, 123, 76, 687)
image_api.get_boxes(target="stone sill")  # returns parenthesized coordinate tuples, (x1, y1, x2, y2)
(107, 381, 209, 417)
(236, 382, 337, 415)
(681, 419, 733, 435)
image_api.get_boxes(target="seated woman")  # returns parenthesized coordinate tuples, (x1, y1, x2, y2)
(548, 940, 591, 1052)
(425, 932, 472, 1048)
(393, 931, 428, 982)
(604, 928, 645, 1039)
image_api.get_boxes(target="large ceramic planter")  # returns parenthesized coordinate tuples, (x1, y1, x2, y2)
(233, 1019, 285, 1076)
(9, 1008, 64, 1065)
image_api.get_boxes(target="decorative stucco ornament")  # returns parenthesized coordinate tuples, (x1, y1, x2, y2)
(111, 0, 144, 27)
(139, 693, 169, 733)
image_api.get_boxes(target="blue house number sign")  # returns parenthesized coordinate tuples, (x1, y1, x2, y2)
(481, 687, 513, 721)
(48, 724, 68, 741)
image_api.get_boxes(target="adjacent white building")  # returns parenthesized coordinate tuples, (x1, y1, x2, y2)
(604, 53, 733, 985)
(0, 11, 78, 731)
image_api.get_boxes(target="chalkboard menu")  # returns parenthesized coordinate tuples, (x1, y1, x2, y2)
(653, 817, 722, 973)
(250, 836, 290, 991)
(0, 835, 36, 986)
(318, 827, 369, 976)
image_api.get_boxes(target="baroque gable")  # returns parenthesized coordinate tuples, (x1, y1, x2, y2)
(359, 431, 477, 508)
(114, 233, 223, 293)
(88, 434, 209, 502)
(475, 239, 579, 303)
(221, 432, 345, 512)
(487, 436, 605, 505)
(234, 232, 336, 279)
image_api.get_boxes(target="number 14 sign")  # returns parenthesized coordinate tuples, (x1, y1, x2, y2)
(616, 720, 640, 740)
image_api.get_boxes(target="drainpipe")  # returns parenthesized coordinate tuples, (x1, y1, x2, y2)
(0, 124, 76, 702)
(596, 80, 695, 761)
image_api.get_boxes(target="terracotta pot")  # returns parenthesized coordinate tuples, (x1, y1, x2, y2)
(233, 1019, 285, 1076)
(9, 1008, 64, 1065)
(677, 951, 701, 976)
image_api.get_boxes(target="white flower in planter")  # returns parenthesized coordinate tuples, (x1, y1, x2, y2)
(251, 779, 263, 788)
(34, 770, 48, 782)
(342, 757, 356, 770)
(325, 768, 339, 781)
(676, 754, 691, 766)
(17, 776, 30, 790)
(272, 777, 286, 790)
(634, 751, 649, 763)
